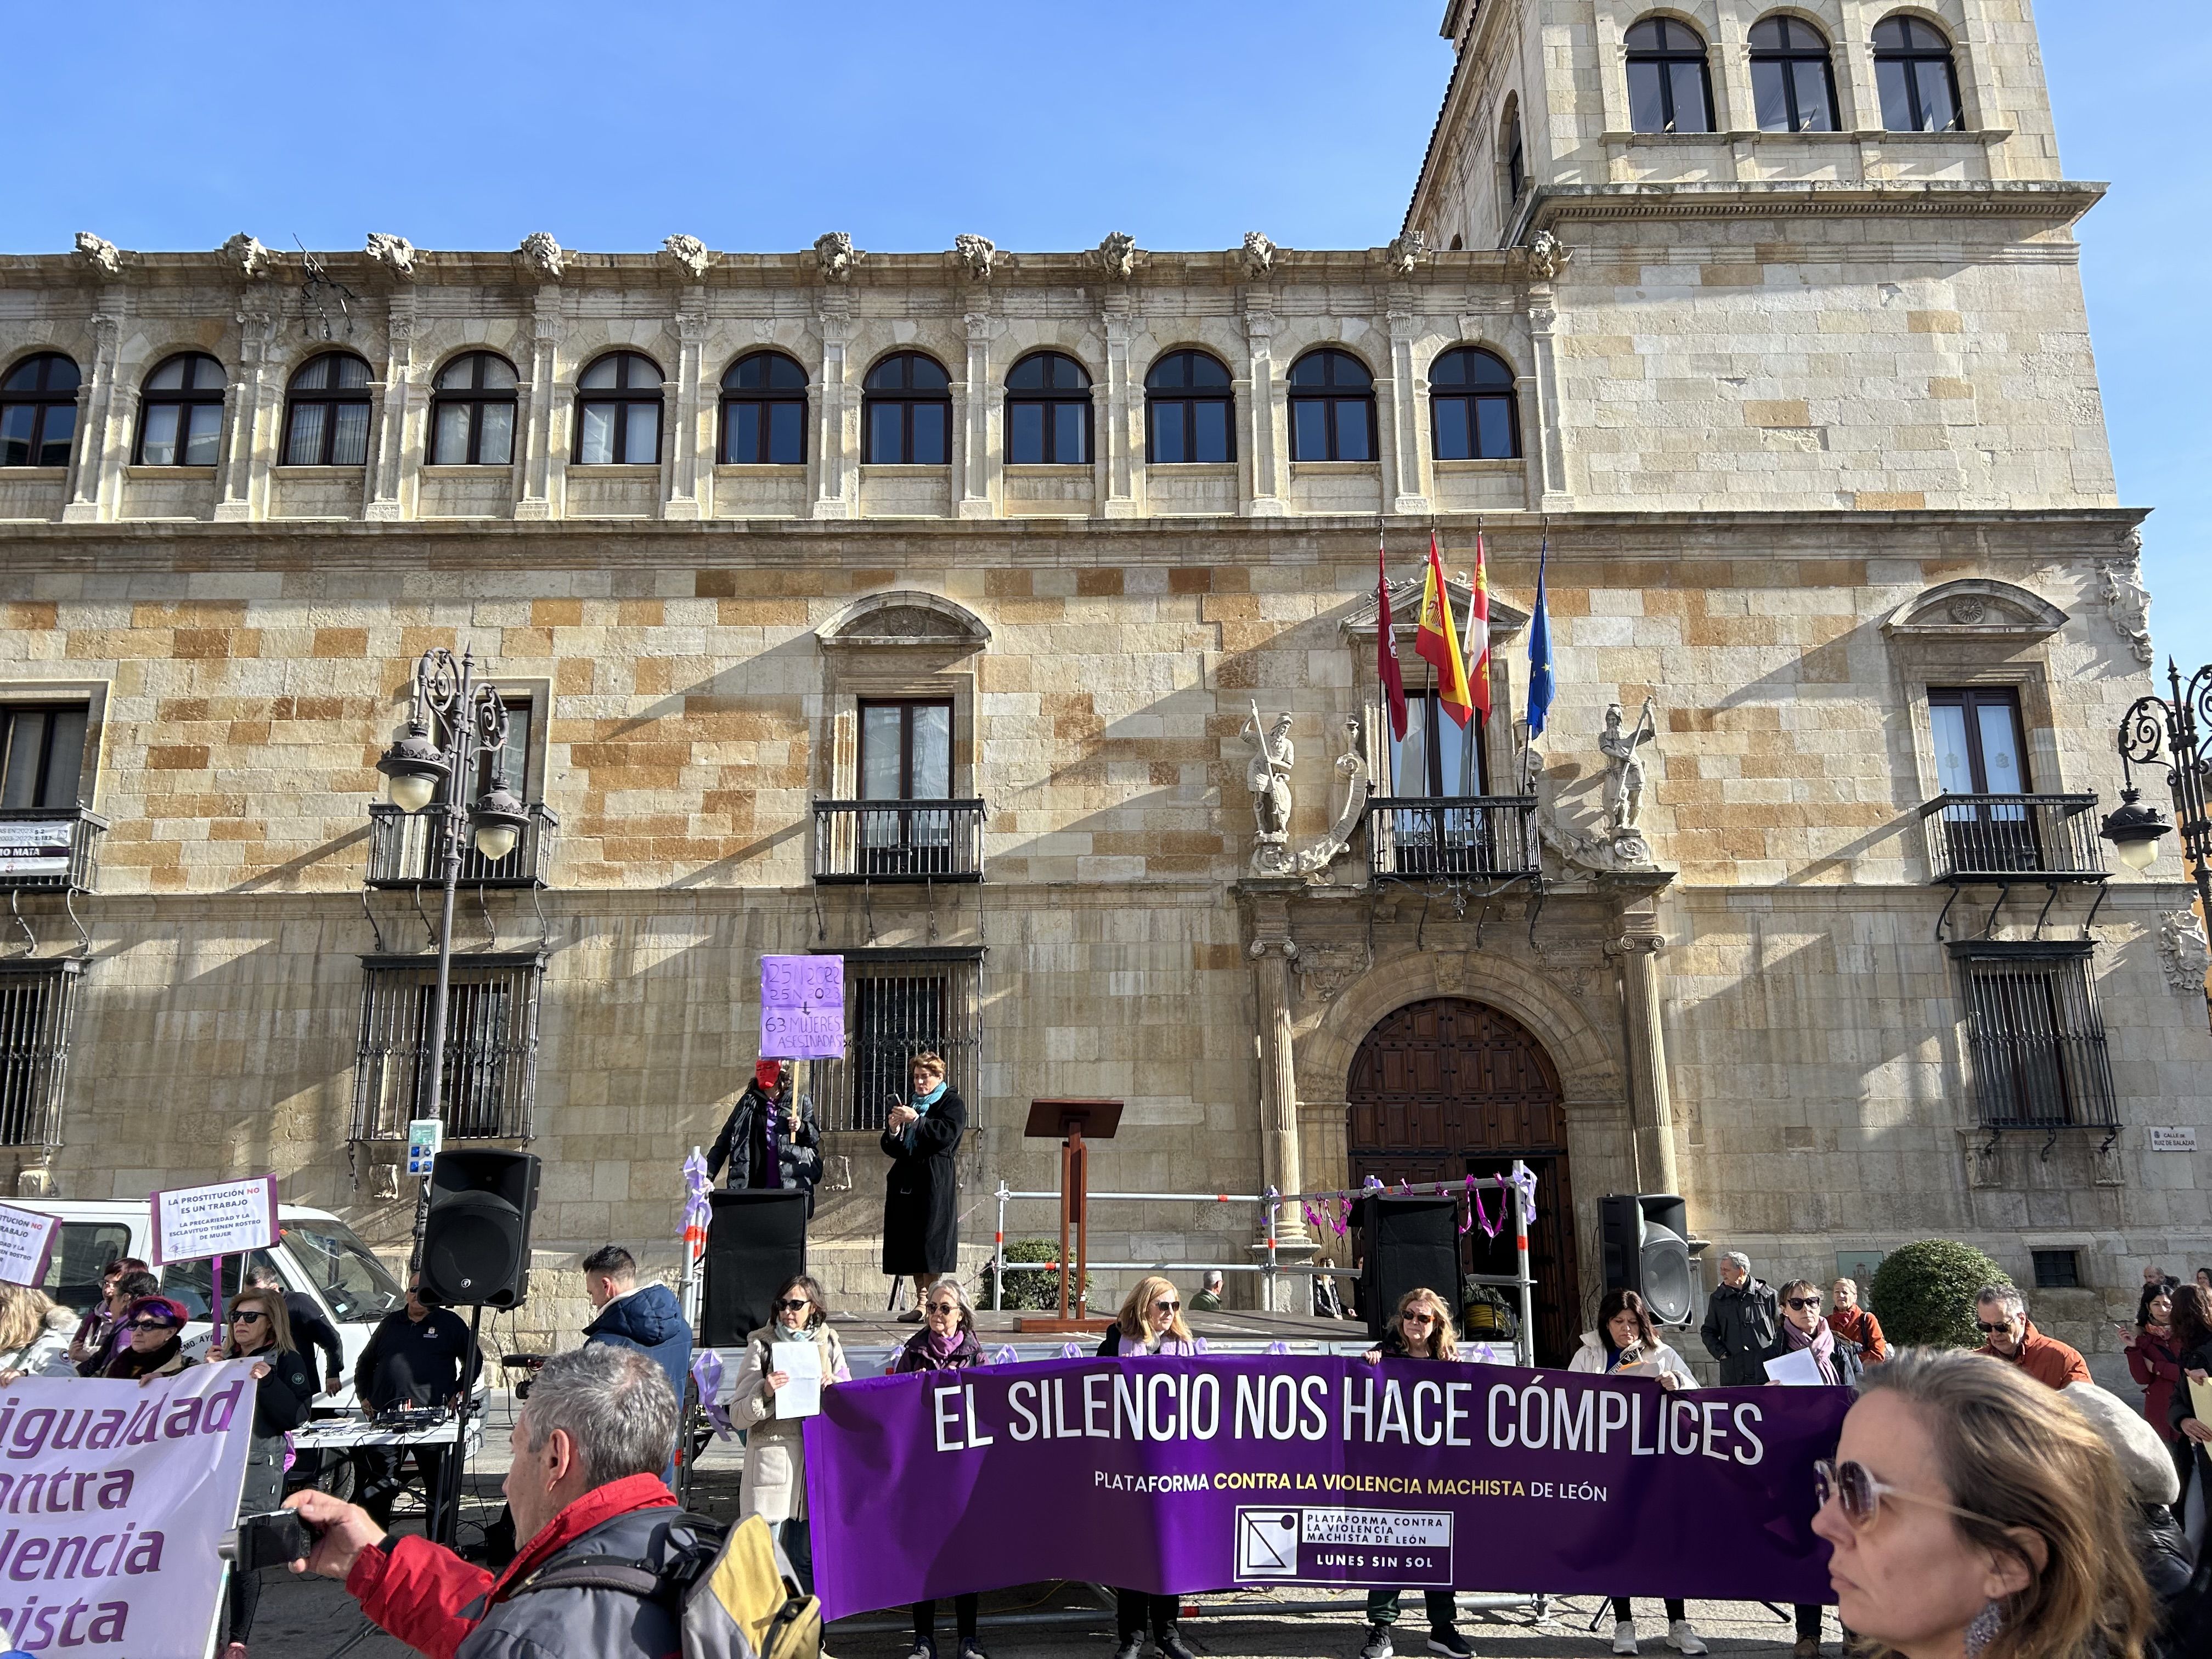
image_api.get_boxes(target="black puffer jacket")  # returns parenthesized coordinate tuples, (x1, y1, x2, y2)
(707, 1082, 822, 1209)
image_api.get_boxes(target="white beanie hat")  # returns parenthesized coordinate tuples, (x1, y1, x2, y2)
(2062, 1379, 2179, 1506)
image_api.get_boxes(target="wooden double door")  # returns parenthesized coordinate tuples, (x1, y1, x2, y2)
(1346, 996, 1581, 1366)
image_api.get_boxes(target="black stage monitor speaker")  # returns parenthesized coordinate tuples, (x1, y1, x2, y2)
(1599, 1193, 1695, 1325)
(702, 1189, 809, 1348)
(1358, 1195, 1462, 1341)
(420, 1150, 541, 1308)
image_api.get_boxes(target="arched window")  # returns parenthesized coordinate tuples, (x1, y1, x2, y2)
(283, 352, 374, 467)
(1286, 349, 1374, 463)
(134, 352, 226, 467)
(863, 352, 951, 465)
(1873, 15, 1962, 132)
(1004, 352, 1092, 466)
(721, 352, 808, 465)
(1749, 17, 1839, 132)
(575, 352, 663, 465)
(428, 352, 518, 466)
(0, 354, 79, 469)
(1145, 351, 1235, 465)
(1624, 18, 1714, 134)
(1502, 99, 1528, 206)
(1430, 348, 1520, 461)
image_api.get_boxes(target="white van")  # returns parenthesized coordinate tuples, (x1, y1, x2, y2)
(13, 1198, 406, 1409)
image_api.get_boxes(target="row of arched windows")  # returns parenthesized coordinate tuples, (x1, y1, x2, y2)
(1627, 13, 1962, 136)
(0, 342, 1528, 473)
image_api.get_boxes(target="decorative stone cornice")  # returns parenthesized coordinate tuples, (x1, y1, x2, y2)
(1881, 577, 2068, 644)
(1527, 179, 2107, 229)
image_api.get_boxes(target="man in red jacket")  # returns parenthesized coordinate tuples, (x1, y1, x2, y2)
(1973, 1285, 2090, 1390)
(287, 1344, 684, 1659)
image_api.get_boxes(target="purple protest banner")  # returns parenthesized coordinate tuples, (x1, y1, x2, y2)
(805, 1355, 1848, 1620)
(759, 953, 844, 1060)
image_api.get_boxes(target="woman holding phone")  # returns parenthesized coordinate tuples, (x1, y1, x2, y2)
(881, 1051, 966, 1321)
(1570, 1289, 1703, 1656)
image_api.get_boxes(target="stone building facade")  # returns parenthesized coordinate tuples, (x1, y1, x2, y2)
(0, 0, 2200, 1359)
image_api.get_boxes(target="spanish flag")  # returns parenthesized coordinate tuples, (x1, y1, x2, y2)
(1416, 533, 1475, 728)
(1466, 531, 1492, 721)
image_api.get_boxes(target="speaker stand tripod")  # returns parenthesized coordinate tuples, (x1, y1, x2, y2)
(432, 1303, 486, 1548)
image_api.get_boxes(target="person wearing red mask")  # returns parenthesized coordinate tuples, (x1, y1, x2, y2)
(707, 1058, 822, 1217)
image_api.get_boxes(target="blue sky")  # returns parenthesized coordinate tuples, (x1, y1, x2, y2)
(10, 2, 2198, 661)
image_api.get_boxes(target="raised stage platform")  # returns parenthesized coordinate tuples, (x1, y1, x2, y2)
(821, 1306, 1405, 1376)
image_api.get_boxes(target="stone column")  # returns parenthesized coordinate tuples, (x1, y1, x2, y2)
(1607, 928, 1681, 1197)
(1101, 294, 1137, 517)
(364, 287, 416, 521)
(1386, 300, 1431, 514)
(62, 304, 121, 523)
(957, 308, 992, 518)
(663, 290, 708, 520)
(1240, 881, 1313, 1246)
(1242, 289, 1285, 515)
(214, 300, 276, 521)
(812, 292, 853, 518)
(514, 284, 562, 520)
(1526, 281, 1570, 511)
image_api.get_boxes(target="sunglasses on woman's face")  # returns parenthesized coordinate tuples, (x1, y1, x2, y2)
(1402, 1311, 1436, 1325)
(229, 1310, 267, 1324)
(1786, 1297, 1821, 1311)
(776, 1297, 811, 1313)
(1814, 1458, 1980, 1530)
(127, 1317, 177, 1331)
(1153, 1300, 1180, 1313)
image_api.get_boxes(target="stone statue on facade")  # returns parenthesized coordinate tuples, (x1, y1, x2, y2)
(1526, 230, 1571, 281)
(1600, 698, 1659, 866)
(2158, 908, 2211, 996)
(518, 232, 565, 279)
(953, 234, 996, 281)
(75, 233, 120, 276)
(1094, 232, 1137, 281)
(1242, 232, 1277, 278)
(2102, 543, 2154, 667)
(662, 234, 713, 279)
(222, 233, 272, 280)
(1386, 230, 1427, 276)
(1242, 703, 1295, 859)
(814, 232, 859, 281)
(366, 233, 418, 279)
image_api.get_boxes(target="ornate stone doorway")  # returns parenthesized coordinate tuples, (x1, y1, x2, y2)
(1345, 996, 1581, 1365)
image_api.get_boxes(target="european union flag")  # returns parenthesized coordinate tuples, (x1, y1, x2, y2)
(1526, 539, 1555, 738)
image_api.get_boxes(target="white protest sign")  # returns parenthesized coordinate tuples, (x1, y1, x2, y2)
(0, 1360, 253, 1657)
(149, 1176, 278, 1267)
(0, 1206, 58, 1289)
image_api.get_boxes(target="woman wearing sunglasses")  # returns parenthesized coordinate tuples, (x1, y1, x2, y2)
(1567, 1289, 1703, 1657)
(1355, 1288, 1473, 1659)
(103, 1294, 194, 1381)
(1098, 1277, 1204, 1659)
(1758, 1280, 1851, 1657)
(1812, 1347, 2152, 1659)
(891, 1279, 989, 1659)
(732, 1273, 850, 1599)
(208, 1286, 316, 1659)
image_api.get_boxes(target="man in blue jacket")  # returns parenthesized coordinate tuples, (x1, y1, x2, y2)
(581, 1245, 691, 1482)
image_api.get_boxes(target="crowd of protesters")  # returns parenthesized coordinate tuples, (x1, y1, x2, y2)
(5, 1209, 2205, 1659)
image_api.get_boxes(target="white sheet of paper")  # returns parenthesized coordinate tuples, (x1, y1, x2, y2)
(772, 1340, 824, 1418)
(1763, 1347, 1826, 1387)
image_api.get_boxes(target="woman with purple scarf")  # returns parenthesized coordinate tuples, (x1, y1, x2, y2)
(891, 1278, 990, 1659)
(1098, 1278, 1205, 1659)
(1761, 1279, 1845, 1659)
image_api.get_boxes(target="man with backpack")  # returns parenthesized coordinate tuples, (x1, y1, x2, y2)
(288, 1345, 734, 1658)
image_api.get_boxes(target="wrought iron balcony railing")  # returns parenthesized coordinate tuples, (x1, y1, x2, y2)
(366, 802, 558, 889)
(0, 809, 107, 893)
(1367, 795, 1541, 882)
(1918, 793, 2104, 883)
(812, 799, 985, 883)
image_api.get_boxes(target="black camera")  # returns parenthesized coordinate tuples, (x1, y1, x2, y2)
(219, 1510, 321, 1571)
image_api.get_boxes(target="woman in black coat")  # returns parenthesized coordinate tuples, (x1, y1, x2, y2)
(212, 1286, 316, 1659)
(881, 1049, 964, 1316)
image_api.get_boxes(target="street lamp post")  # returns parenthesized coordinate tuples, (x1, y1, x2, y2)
(375, 647, 530, 1274)
(2101, 657, 2212, 968)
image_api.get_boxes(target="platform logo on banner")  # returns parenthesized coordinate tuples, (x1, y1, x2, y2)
(1234, 1507, 1453, 1585)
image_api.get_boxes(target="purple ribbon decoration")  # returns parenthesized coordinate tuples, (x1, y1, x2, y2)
(1513, 1164, 1539, 1226)
(690, 1347, 734, 1438)
(1059, 1342, 1087, 1360)
(991, 1346, 1020, 1366)
(681, 1149, 711, 1237)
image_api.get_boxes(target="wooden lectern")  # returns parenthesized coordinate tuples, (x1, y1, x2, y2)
(1017, 1097, 1122, 1333)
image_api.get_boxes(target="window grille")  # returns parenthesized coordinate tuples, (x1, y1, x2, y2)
(1950, 943, 2117, 1134)
(810, 948, 981, 1134)
(352, 951, 543, 1142)
(0, 960, 82, 1148)
(2030, 1249, 2080, 1289)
